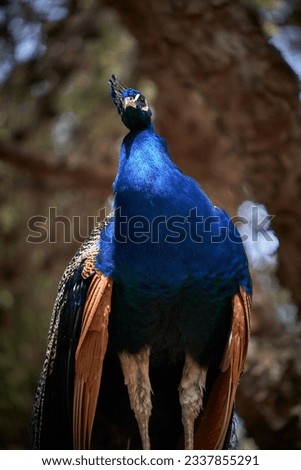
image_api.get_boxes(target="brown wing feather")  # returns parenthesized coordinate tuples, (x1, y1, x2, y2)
(73, 272, 113, 449)
(194, 287, 251, 449)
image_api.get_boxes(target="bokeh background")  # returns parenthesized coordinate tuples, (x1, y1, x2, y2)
(0, 0, 301, 449)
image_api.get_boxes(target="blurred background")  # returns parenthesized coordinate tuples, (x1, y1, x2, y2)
(0, 0, 301, 449)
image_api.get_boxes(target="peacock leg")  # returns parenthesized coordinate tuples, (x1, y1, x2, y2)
(179, 354, 207, 450)
(119, 346, 152, 450)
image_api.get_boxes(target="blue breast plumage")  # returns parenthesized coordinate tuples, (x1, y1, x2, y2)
(95, 125, 251, 363)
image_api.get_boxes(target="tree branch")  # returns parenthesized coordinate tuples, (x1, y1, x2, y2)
(0, 140, 115, 195)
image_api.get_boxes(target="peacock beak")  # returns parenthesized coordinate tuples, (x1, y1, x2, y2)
(122, 94, 140, 111)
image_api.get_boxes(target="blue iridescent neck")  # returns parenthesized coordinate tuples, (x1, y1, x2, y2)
(113, 124, 176, 197)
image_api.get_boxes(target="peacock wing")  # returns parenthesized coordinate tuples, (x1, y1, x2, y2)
(194, 287, 251, 450)
(31, 217, 112, 449)
(73, 269, 112, 449)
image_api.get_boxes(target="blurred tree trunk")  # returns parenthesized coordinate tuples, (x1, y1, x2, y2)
(106, 0, 301, 448)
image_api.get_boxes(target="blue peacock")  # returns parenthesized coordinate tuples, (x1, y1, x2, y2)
(31, 75, 252, 450)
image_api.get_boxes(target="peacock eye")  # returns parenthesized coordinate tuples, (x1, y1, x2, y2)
(140, 95, 146, 105)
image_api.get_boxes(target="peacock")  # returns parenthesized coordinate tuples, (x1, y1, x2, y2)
(31, 75, 252, 450)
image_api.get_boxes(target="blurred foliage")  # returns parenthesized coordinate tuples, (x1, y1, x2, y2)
(0, 165, 49, 448)
(248, 0, 301, 66)
(0, 162, 114, 449)
(0, 3, 136, 161)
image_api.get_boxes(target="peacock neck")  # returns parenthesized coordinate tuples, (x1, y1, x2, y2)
(113, 124, 177, 201)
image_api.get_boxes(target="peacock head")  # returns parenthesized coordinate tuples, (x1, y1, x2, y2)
(109, 74, 152, 131)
